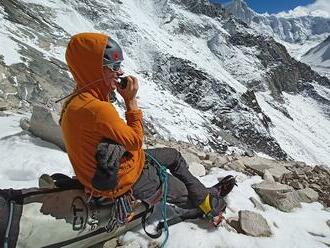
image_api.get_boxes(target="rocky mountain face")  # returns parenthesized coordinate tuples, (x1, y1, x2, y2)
(224, 0, 330, 43)
(1, 0, 330, 164)
(0, 0, 73, 112)
(302, 35, 330, 78)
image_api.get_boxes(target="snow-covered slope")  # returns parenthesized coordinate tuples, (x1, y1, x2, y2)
(0, 0, 330, 166)
(1, 115, 330, 248)
(302, 36, 330, 78)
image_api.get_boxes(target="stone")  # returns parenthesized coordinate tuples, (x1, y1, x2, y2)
(102, 238, 118, 248)
(201, 160, 214, 170)
(252, 181, 301, 212)
(189, 162, 206, 177)
(327, 220, 330, 228)
(121, 240, 140, 248)
(249, 197, 266, 211)
(263, 170, 275, 182)
(240, 156, 291, 181)
(205, 152, 218, 163)
(227, 160, 246, 172)
(187, 147, 206, 160)
(296, 188, 319, 203)
(214, 156, 229, 167)
(19, 117, 30, 131)
(227, 218, 242, 233)
(290, 181, 303, 190)
(181, 152, 201, 165)
(0, 104, 8, 111)
(239, 210, 271, 237)
(28, 105, 66, 150)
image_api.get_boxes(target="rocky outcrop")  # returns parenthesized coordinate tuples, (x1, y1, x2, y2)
(296, 188, 319, 203)
(282, 164, 330, 206)
(152, 55, 288, 159)
(172, 0, 226, 18)
(252, 181, 301, 212)
(239, 210, 272, 237)
(0, 0, 73, 111)
(24, 105, 65, 150)
(228, 33, 330, 99)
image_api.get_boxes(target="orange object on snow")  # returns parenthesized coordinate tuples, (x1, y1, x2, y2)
(60, 33, 145, 198)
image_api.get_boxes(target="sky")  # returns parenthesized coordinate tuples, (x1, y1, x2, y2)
(211, 0, 317, 14)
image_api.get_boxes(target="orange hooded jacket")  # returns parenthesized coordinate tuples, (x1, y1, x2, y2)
(61, 33, 145, 198)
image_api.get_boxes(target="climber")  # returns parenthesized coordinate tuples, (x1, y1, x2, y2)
(59, 32, 235, 227)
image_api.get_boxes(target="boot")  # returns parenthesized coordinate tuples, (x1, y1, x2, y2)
(198, 193, 227, 227)
(209, 175, 237, 198)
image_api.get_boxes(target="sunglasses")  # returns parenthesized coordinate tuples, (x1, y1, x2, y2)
(104, 61, 121, 72)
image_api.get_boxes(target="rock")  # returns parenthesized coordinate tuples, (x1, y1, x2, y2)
(252, 181, 301, 212)
(201, 160, 214, 170)
(102, 238, 118, 248)
(205, 152, 218, 163)
(187, 147, 206, 160)
(214, 156, 229, 167)
(290, 181, 303, 190)
(148, 241, 161, 248)
(0, 104, 8, 111)
(263, 170, 275, 182)
(227, 218, 242, 233)
(296, 188, 319, 203)
(121, 240, 141, 248)
(29, 105, 65, 150)
(227, 160, 246, 172)
(325, 207, 330, 212)
(222, 221, 238, 233)
(181, 152, 201, 165)
(189, 162, 206, 177)
(239, 210, 271, 237)
(249, 197, 266, 211)
(19, 117, 30, 131)
(240, 156, 291, 181)
(327, 220, 330, 228)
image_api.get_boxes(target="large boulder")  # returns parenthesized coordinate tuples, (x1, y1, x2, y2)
(296, 188, 319, 203)
(252, 181, 301, 212)
(189, 162, 206, 177)
(240, 156, 291, 181)
(181, 151, 206, 176)
(239, 210, 272, 237)
(27, 105, 65, 151)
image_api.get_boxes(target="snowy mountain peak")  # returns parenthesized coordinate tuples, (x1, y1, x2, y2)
(225, 0, 257, 24)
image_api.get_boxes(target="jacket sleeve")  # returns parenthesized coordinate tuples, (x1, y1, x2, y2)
(95, 103, 144, 151)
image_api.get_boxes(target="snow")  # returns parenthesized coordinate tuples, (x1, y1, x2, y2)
(256, 92, 330, 166)
(0, 115, 329, 248)
(0, 33, 22, 65)
(121, 168, 330, 248)
(0, 113, 73, 189)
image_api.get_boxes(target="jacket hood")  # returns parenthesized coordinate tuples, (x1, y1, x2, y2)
(65, 32, 109, 101)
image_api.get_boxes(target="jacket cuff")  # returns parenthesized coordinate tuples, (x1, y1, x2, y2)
(125, 109, 143, 122)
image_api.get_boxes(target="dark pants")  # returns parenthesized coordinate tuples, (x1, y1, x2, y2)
(132, 148, 208, 209)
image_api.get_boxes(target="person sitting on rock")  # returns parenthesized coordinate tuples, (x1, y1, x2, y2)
(59, 32, 235, 226)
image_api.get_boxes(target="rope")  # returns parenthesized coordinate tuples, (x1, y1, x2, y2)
(145, 152, 169, 248)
